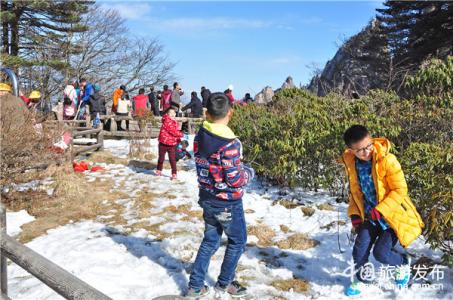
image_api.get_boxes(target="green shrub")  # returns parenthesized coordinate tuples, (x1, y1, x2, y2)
(406, 56, 453, 108)
(401, 143, 453, 265)
(231, 88, 401, 190)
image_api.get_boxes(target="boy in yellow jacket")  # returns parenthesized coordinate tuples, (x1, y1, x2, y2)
(342, 125, 424, 296)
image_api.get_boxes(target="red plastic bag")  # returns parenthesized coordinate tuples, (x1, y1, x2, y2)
(79, 161, 89, 171)
(90, 166, 105, 172)
(73, 161, 89, 173)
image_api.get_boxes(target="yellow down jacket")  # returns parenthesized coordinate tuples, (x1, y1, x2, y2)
(342, 138, 424, 247)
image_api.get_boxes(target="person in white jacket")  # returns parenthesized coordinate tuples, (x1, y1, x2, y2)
(63, 82, 78, 120)
(116, 93, 131, 130)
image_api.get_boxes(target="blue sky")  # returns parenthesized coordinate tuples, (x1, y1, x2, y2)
(102, 1, 383, 102)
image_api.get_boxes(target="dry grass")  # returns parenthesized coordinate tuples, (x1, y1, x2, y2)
(129, 138, 154, 161)
(270, 296, 288, 300)
(276, 233, 320, 250)
(316, 203, 335, 211)
(134, 189, 159, 219)
(98, 185, 201, 239)
(4, 155, 199, 244)
(272, 199, 299, 209)
(245, 209, 255, 214)
(185, 209, 203, 220)
(163, 205, 180, 214)
(128, 159, 155, 170)
(128, 159, 191, 172)
(127, 221, 167, 239)
(10, 166, 50, 184)
(320, 220, 346, 230)
(1, 96, 64, 188)
(271, 278, 310, 293)
(10, 163, 122, 243)
(247, 224, 277, 247)
(301, 206, 315, 217)
(89, 150, 128, 165)
(280, 224, 290, 233)
(163, 204, 202, 219)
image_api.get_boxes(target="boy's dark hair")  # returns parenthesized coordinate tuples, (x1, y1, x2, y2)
(139, 88, 145, 94)
(150, 86, 154, 91)
(181, 140, 189, 147)
(164, 107, 176, 115)
(173, 82, 178, 89)
(343, 125, 370, 147)
(80, 78, 87, 83)
(163, 84, 168, 90)
(191, 91, 197, 97)
(206, 92, 231, 120)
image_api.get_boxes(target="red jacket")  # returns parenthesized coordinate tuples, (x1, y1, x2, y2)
(20, 95, 30, 105)
(133, 94, 149, 117)
(161, 90, 172, 111)
(158, 114, 183, 146)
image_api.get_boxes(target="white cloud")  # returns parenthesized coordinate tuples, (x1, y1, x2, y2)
(105, 3, 152, 20)
(146, 17, 289, 31)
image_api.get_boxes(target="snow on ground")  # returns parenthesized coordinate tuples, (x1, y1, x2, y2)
(73, 137, 98, 144)
(5, 210, 35, 237)
(7, 139, 453, 300)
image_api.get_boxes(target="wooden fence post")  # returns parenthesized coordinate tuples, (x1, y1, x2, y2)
(188, 119, 193, 135)
(97, 130, 104, 151)
(0, 204, 7, 297)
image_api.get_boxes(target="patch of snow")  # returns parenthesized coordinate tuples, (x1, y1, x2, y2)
(73, 138, 97, 145)
(6, 210, 35, 237)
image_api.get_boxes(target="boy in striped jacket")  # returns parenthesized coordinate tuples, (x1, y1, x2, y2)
(187, 93, 254, 298)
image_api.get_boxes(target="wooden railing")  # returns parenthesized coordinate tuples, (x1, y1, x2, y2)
(0, 204, 111, 300)
(100, 115, 203, 138)
(71, 126, 104, 158)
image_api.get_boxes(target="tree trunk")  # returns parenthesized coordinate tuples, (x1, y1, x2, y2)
(1, 0, 10, 54)
(10, 5, 22, 56)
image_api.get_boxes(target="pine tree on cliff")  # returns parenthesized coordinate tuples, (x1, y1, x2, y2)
(377, 1, 453, 65)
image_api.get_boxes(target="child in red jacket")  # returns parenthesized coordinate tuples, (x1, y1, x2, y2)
(156, 107, 183, 179)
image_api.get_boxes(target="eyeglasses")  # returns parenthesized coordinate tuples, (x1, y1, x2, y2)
(351, 143, 374, 155)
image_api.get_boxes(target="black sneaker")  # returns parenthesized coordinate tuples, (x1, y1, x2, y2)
(186, 285, 209, 298)
(215, 281, 247, 298)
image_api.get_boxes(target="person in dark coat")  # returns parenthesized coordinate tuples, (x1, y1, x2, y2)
(88, 85, 106, 128)
(243, 93, 253, 104)
(148, 86, 160, 116)
(182, 91, 203, 118)
(200, 86, 211, 108)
